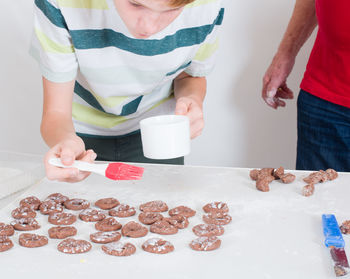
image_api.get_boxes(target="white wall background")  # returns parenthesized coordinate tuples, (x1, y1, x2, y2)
(0, 0, 316, 169)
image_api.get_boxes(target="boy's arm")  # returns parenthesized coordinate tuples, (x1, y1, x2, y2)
(173, 72, 206, 139)
(262, 0, 317, 109)
(41, 77, 96, 182)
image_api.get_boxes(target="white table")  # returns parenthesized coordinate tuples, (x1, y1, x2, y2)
(0, 163, 348, 279)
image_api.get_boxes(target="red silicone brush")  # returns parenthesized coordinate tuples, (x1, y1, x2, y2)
(49, 158, 144, 180)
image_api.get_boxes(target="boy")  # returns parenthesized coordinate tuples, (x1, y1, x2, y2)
(31, 0, 224, 182)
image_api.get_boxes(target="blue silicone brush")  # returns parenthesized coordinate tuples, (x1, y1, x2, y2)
(322, 214, 350, 277)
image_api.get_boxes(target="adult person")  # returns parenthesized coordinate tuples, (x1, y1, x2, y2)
(262, 0, 350, 171)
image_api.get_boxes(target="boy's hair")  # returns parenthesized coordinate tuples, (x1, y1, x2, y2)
(169, 0, 196, 7)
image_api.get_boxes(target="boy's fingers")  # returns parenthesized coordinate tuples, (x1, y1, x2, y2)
(175, 99, 190, 115)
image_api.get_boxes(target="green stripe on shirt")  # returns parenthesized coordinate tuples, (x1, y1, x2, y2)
(70, 8, 224, 56)
(35, 28, 74, 53)
(35, 0, 68, 29)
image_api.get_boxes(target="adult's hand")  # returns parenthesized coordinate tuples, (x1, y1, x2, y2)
(262, 53, 295, 109)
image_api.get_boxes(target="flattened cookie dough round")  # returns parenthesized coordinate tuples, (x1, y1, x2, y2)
(138, 212, 163, 225)
(189, 236, 221, 251)
(163, 215, 189, 229)
(150, 220, 178, 235)
(57, 238, 92, 254)
(95, 198, 119, 210)
(48, 212, 77, 225)
(139, 200, 168, 213)
(39, 200, 64, 215)
(168, 206, 196, 218)
(203, 213, 232, 226)
(203, 202, 229, 214)
(109, 204, 136, 218)
(64, 199, 90, 211)
(45, 193, 69, 205)
(79, 208, 106, 222)
(48, 226, 77, 239)
(11, 206, 36, 219)
(11, 218, 40, 231)
(142, 238, 174, 254)
(95, 217, 122, 232)
(121, 221, 148, 238)
(19, 233, 48, 248)
(102, 242, 136, 256)
(20, 196, 41, 210)
(340, 220, 350, 234)
(0, 223, 14, 237)
(90, 231, 121, 244)
(0, 236, 13, 252)
(192, 224, 224, 237)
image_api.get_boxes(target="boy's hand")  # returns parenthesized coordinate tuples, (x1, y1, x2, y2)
(175, 97, 204, 139)
(44, 135, 97, 183)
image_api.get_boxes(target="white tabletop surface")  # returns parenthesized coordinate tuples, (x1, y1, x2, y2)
(0, 163, 349, 279)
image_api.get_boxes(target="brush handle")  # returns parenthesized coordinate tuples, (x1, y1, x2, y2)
(322, 214, 345, 248)
(48, 158, 107, 176)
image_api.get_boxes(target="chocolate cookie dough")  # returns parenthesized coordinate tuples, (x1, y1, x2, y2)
(150, 220, 178, 235)
(48, 212, 77, 225)
(168, 206, 196, 218)
(102, 242, 136, 256)
(340, 221, 350, 234)
(0, 236, 13, 252)
(11, 206, 36, 219)
(203, 212, 232, 226)
(39, 200, 64, 215)
(192, 224, 224, 237)
(138, 212, 163, 225)
(19, 233, 48, 248)
(64, 199, 90, 211)
(203, 202, 229, 214)
(20, 196, 41, 210)
(11, 218, 40, 231)
(90, 231, 121, 244)
(95, 217, 122, 232)
(79, 208, 106, 222)
(45, 193, 69, 205)
(95, 198, 119, 210)
(48, 226, 77, 239)
(142, 238, 174, 254)
(0, 223, 14, 237)
(121, 221, 148, 238)
(163, 215, 189, 229)
(139, 200, 168, 212)
(109, 204, 136, 218)
(189, 236, 221, 251)
(57, 238, 92, 254)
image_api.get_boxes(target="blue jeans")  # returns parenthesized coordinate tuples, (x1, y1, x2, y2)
(297, 90, 350, 171)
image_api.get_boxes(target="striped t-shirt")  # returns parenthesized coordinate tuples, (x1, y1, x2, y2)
(31, 0, 225, 137)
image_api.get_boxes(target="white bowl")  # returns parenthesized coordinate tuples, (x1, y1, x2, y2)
(140, 115, 190, 159)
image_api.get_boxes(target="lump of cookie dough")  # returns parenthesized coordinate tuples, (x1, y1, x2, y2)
(57, 238, 92, 254)
(48, 226, 77, 239)
(189, 236, 221, 251)
(0, 223, 14, 237)
(142, 238, 174, 254)
(340, 220, 350, 234)
(19, 233, 48, 248)
(102, 242, 136, 256)
(303, 168, 338, 184)
(302, 184, 315, 197)
(280, 173, 296, 184)
(256, 175, 274, 192)
(0, 236, 13, 252)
